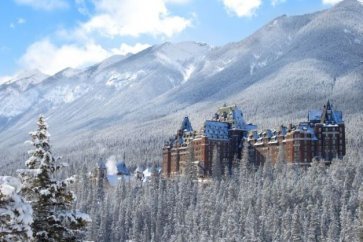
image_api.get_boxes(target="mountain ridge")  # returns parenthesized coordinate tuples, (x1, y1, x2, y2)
(0, 0, 362, 154)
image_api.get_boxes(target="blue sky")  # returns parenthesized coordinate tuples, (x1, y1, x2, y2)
(0, 0, 342, 80)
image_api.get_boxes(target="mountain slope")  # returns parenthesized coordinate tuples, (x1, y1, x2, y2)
(0, 0, 362, 154)
(123, 0, 362, 128)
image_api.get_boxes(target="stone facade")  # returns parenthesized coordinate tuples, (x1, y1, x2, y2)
(162, 101, 346, 178)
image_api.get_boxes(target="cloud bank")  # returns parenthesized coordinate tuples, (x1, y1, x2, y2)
(19, 39, 150, 75)
(16, 0, 191, 75)
(222, 0, 262, 17)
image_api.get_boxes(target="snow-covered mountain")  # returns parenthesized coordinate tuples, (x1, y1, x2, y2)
(0, 0, 362, 152)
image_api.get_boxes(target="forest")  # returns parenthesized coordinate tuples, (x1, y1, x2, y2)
(1, 115, 363, 241)
(74, 147, 363, 241)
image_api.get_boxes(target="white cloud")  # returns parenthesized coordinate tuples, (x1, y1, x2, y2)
(13, 0, 192, 75)
(222, 0, 262, 17)
(322, 0, 343, 4)
(271, 0, 286, 6)
(19, 39, 109, 74)
(14, 0, 68, 11)
(18, 39, 150, 75)
(80, 0, 192, 38)
(111, 43, 151, 56)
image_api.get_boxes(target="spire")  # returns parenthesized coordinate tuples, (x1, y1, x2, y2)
(180, 116, 193, 132)
(321, 100, 335, 124)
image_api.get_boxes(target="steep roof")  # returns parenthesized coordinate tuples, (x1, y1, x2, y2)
(308, 101, 343, 124)
(116, 161, 130, 175)
(297, 122, 318, 141)
(203, 121, 229, 140)
(180, 116, 193, 132)
(215, 104, 256, 131)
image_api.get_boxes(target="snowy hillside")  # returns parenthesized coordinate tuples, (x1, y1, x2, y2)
(0, 0, 362, 156)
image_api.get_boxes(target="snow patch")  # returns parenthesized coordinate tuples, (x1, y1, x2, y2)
(0, 70, 48, 89)
(0, 176, 33, 241)
(155, 41, 211, 64)
(105, 156, 118, 175)
(57, 67, 80, 78)
(105, 71, 145, 90)
(182, 65, 195, 83)
(209, 58, 234, 75)
(0, 176, 22, 193)
(44, 84, 89, 105)
(253, 54, 261, 59)
(39, 189, 51, 196)
(250, 59, 267, 75)
(0, 88, 39, 117)
(0, 183, 16, 196)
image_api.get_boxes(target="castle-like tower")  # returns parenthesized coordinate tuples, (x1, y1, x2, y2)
(162, 104, 256, 177)
(249, 101, 345, 165)
(162, 101, 345, 178)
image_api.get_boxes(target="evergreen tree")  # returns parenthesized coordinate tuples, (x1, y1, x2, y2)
(277, 142, 285, 164)
(239, 140, 252, 187)
(359, 186, 363, 241)
(17, 116, 91, 241)
(244, 203, 258, 241)
(282, 208, 292, 241)
(0, 176, 33, 241)
(307, 204, 321, 242)
(185, 143, 197, 180)
(291, 206, 302, 242)
(211, 145, 222, 179)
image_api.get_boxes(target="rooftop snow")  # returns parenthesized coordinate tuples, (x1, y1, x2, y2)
(215, 105, 256, 131)
(308, 110, 343, 124)
(203, 121, 229, 140)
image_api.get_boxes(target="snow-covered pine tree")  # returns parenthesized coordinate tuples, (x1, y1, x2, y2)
(359, 186, 363, 241)
(239, 140, 252, 184)
(211, 145, 222, 179)
(291, 206, 302, 242)
(17, 115, 91, 241)
(185, 143, 197, 180)
(0, 176, 33, 242)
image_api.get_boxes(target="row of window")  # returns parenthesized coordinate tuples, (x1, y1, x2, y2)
(318, 133, 343, 138)
(318, 127, 343, 132)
